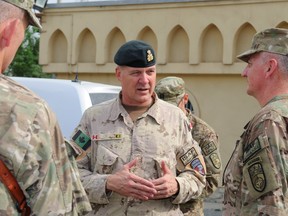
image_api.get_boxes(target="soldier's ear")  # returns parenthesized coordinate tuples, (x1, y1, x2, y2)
(265, 58, 277, 77)
(115, 66, 122, 81)
(0, 19, 18, 47)
(183, 93, 189, 104)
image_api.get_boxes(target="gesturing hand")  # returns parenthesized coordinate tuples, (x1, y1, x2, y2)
(150, 161, 179, 199)
(106, 158, 157, 200)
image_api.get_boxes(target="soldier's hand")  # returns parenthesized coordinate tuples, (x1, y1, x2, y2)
(150, 161, 179, 199)
(106, 158, 157, 200)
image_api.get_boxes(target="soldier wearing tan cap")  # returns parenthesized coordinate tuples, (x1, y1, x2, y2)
(223, 28, 288, 215)
(70, 40, 207, 215)
(0, 0, 91, 215)
(155, 76, 222, 216)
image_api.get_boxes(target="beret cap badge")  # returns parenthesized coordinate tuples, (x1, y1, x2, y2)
(147, 50, 154, 62)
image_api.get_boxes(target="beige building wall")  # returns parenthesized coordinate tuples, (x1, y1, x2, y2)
(39, 0, 288, 180)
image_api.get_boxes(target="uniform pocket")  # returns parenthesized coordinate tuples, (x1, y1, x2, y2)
(94, 145, 118, 174)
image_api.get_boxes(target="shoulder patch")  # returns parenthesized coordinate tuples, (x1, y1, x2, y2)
(72, 130, 91, 151)
(180, 147, 198, 166)
(248, 161, 266, 192)
(209, 153, 221, 169)
(244, 137, 263, 162)
(202, 141, 217, 156)
(191, 158, 205, 176)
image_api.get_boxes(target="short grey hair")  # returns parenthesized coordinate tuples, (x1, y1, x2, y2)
(262, 52, 288, 75)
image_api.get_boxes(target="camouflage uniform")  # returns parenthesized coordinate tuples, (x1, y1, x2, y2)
(155, 76, 222, 216)
(223, 95, 288, 215)
(70, 94, 206, 215)
(180, 110, 221, 216)
(0, 75, 91, 215)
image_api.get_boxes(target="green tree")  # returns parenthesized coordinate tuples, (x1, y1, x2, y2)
(4, 26, 52, 78)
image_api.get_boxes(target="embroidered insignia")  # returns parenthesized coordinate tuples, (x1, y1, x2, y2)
(202, 141, 217, 156)
(91, 133, 122, 141)
(146, 49, 154, 62)
(244, 138, 262, 162)
(191, 158, 205, 176)
(248, 162, 266, 192)
(209, 153, 221, 169)
(180, 147, 198, 166)
(72, 130, 91, 150)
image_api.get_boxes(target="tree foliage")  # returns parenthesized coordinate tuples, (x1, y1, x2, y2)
(4, 26, 52, 78)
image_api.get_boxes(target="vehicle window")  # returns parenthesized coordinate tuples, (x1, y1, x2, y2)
(89, 93, 119, 105)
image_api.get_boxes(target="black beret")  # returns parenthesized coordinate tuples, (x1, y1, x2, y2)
(114, 40, 156, 67)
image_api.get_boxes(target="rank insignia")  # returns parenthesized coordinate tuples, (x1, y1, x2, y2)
(248, 162, 266, 192)
(72, 130, 91, 150)
(147, 49, 154, 62)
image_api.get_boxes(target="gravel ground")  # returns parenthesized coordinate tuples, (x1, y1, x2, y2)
(203, 187, 224, 216)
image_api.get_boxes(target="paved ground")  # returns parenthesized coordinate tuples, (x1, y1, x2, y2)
(203, 186, 224, 216)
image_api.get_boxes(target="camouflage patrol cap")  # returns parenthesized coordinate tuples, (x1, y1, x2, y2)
(3, 0, 41, 29)
(237, 28, 288, 62)
(114, 40, 156, 68)
(155, 76, 185, 106)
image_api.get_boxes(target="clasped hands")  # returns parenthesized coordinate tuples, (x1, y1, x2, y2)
(106, 158, 179, 200)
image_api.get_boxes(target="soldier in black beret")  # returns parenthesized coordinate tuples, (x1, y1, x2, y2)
(71, 40, 206, 215)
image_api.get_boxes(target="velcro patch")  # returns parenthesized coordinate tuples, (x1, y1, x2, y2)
(248, 159, 266, 192)
(180, 147, 198, 166)
(72, 130, 91, 151)
(202, 141, 217, 156)
(244, 137, 262, 162)
(209, 153, 221, 169)
(191, 158, 205, 176)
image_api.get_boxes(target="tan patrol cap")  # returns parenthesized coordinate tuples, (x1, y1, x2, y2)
(3, 0, 41, 29)
(237, 28, 288, 62)
(155, 76, 185, 106)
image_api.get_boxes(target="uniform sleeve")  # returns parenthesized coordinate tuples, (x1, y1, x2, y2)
(194, 130, 222, 198)
(171, 119, 206, 204)
(243, 118, 288, 215)
(190, 115, 222, 198)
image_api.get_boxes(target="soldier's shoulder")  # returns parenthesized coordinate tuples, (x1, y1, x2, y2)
(191, 114, 216, 133)
(2, 76, 47, 107)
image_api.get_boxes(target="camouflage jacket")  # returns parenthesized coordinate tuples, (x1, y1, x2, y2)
(223, 95, 288, 215)
(0, 75, 91, 215)
(71, 94, 206, 215)
(180, 109, 222, 216)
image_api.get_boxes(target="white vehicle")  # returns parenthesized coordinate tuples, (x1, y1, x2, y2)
(11, 77, 121, 138)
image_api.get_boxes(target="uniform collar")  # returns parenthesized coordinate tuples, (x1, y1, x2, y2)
(108, 92, 162, 125)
